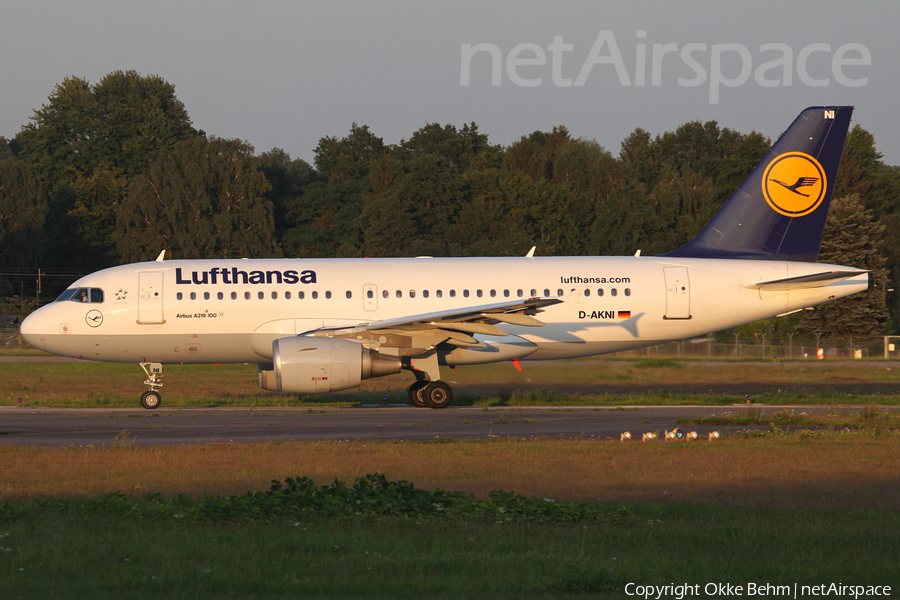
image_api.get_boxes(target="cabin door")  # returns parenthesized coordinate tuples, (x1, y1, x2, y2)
(138, 272, 165, 324)
(663, 267, 691, 320)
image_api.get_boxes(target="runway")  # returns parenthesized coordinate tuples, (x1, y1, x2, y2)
(0, 404, 869, 447)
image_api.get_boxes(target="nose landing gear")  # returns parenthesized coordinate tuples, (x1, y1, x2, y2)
(139, 362, 163, 410)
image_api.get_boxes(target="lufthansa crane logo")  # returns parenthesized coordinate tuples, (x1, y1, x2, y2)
(761, 152, 827, 217)
(85, 310, 103, 328)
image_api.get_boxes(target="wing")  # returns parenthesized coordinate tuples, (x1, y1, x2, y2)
(301, 296, 563, 355)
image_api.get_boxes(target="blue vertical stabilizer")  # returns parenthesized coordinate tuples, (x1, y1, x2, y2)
(662, 106, 853, 262)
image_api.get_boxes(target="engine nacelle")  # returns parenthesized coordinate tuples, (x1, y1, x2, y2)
(258, 337, 400, 394)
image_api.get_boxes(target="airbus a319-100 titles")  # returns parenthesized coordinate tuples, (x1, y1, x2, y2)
(21, 106, 871, 410)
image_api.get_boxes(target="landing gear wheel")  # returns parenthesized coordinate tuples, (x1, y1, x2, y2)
(422, 381, 453, 409)
(407, 381, 429, 408)
(140, 390, 161, 410)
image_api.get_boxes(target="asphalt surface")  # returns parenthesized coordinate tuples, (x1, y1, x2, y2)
(0, 404, 879, 447)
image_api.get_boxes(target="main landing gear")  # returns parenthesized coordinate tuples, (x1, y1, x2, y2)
(405, 351, 454, 409)
(406, 380, 454, 409)
(139, 362, 163, 410)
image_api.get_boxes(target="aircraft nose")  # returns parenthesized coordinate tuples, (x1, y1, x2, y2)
(20, 310, 46, 346)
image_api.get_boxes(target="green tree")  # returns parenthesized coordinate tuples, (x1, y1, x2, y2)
(359, 122, 503, 258)
(18, 71, 195, 186)
(68, 165, 128, 261)
(0, 137, 17, 161)
(798, 194, 888, 340)
(313, 123, 385, 184)
(400, 122, 496, 171)
(282, 124, 386, 258)
(590, 121, 770, 258)
(256, 148, 315, 251)
(16, 71, 197, 269)
(832, 126, 900, 331)
(0, 160, 45, 295)
(116, 137, 275, 261)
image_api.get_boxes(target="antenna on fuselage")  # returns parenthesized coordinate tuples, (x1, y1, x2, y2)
(525, 246, 536, 258)
(155, 250, 166, 262)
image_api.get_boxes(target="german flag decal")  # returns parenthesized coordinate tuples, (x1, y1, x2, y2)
(618, 311, 631, 319)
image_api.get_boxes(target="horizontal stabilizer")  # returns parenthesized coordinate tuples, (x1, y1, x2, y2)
(744, 270, 869, 291)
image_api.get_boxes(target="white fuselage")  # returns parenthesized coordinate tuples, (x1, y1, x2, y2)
(21, 256, 869, 365)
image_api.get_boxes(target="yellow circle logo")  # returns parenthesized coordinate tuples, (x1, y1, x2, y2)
(761, 152, 827, 217)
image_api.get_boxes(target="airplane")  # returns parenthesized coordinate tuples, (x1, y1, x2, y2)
(20, 106, 871, 410)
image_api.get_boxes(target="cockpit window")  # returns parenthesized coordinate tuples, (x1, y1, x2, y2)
(57, 287, 104, 303)
(56, 289, 77, 302)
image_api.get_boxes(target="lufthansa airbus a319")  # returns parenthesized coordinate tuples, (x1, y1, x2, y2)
(21, 106, 870, 409)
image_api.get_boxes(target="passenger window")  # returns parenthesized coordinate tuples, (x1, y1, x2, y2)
(285, 291, 291, 299)
(271, 291, 277, 299)
(231, 292, 237, 300)
(396, 290, 402, 298)
(476, 290, 483, 298)
(436, 290, 442, 298)
(298, 291, 305, 299)
(450, 290, 456, 298)
(598, 289, 604, 297)
(490, 290, 496, 298)
(346, 291, 352, 299)
(258, 291, 264, 300)
(177, 292, 183, 301)
(517, 290, 524, 298)
(423, 290, 429, 298)
(204, 292, 210, 300)
(625, 288, 631, 296)
(530, 289, 537, 297)
(585, 289, 591, 297)
(367, 290, 374, 299)
(382, 290, 388, 299)
(463, 290, 469, 298)
(90, 289, 104, 303)
(325, 291, 332, 299)
(190, 292, 197, 300)
(543, 289, 550, 297)
(557, 289, 563, 296)
(312, 291, 318, 299)
(503, 290, 509, 298)
(611, 288, 618, 297)
(409, 290, 416, 298)
(245, 292, 251, 300)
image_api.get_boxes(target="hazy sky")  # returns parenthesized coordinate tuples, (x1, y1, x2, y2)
(3, 1, 898, 166)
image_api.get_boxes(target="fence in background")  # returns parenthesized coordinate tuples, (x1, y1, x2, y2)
(616, 337, 892, 360)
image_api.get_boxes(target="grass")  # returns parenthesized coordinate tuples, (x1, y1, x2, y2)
(677, 404, 900, 428)
(4, 436, 900, 510)
(4, 359, 900, 408)
(2, 436, 899, 598)
(1, 477, 898, 598)
(0, 347, 53, 356)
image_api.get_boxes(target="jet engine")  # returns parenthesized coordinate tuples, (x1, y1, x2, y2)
(258, 337, 401, 394)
